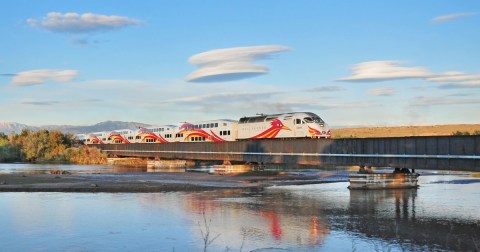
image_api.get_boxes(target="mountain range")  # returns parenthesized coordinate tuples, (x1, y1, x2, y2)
(0, 121, 151, 135)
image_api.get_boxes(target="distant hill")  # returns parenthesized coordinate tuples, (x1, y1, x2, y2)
(0, 122, 39, 134)
(0, 121, 151, 135)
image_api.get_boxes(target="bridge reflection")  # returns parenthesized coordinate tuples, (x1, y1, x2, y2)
(160, 182, 480, 251)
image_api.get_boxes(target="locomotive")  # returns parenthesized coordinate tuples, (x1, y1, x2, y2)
(80, 112, 331, 144)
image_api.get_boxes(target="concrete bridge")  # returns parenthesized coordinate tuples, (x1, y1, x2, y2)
(97, 135, 480, 172)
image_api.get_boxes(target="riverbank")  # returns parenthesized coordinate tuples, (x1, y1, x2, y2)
(0, 171, 334, 192)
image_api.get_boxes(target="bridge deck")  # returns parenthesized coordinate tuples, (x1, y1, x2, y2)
(97, 135, 480, 171)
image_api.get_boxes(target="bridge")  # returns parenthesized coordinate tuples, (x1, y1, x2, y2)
(97, 135, 480, 172)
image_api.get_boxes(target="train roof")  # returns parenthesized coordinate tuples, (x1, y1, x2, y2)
(143, 125, 177, 129)
(183, 119, 237, 124)
(239, 112, 322, 123)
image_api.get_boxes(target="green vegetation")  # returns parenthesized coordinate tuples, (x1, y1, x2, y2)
(0, 129, 107, 164)
(452, 130, 480, 136)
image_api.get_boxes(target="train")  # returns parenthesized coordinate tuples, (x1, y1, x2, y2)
(77, 112, 331, 144)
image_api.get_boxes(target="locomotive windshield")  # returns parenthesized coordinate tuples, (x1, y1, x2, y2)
(304, 112, 325, 124)
(304, 116, 324, 124)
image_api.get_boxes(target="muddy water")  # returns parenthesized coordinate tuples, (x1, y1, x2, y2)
(0, 165, 479, 251)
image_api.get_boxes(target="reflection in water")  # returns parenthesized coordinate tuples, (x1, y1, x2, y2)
(345, 188, 479, 251)
(0, 170, 479, 251)
(0, 163, 191, 174)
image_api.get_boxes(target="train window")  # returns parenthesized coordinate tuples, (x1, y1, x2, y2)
(215, 123, 218, 127)
(295, 119, 301, 124)
(304, 117, 314, 123)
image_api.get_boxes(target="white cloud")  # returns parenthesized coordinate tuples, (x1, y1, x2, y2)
(427, 71, 480, 88)
(410, 96, 480, 106)
(185, 45, 289, 82)
(161, 91, 285, 105)
(19, 98, 100, 106)
(337, 61, 433, 82)
(304, 86, 346, 92)
(12, 69, 78, 86)
(431, 12, 477, 23)
(368, 87, 395, 96)
(27, 12, 140, 33)
(338, 61, 480, 89)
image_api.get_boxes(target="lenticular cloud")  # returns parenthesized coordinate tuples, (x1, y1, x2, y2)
(12, 69, 78, 86)
(185, 45, 289, 82)
(27, 12, 140, 33)
(337, 61, 434, 82)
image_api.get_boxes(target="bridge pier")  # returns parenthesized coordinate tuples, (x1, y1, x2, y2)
(350, 165, 419, 190)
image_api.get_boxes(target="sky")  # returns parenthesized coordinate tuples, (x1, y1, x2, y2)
(1, 0, 479, 128)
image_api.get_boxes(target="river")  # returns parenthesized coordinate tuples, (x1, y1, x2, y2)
(0, 164, 479, 251)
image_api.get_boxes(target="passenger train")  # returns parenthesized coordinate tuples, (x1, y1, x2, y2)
(78, 112, 331, 144)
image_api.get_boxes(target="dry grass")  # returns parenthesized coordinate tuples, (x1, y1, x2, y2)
(331, 124, 480, 138)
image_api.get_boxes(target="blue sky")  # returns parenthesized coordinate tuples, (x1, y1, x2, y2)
(1, 0, 479, 127)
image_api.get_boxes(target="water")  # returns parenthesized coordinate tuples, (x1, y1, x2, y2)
(0, 164, 479, 251)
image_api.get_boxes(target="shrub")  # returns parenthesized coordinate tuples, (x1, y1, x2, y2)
(65, 146, 108, 164)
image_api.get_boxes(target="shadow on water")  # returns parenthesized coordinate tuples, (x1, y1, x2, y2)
(430, 179, 480, 184)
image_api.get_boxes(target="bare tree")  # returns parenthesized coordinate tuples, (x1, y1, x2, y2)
(199, 211, 220, 252)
